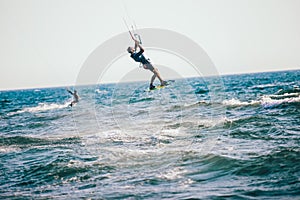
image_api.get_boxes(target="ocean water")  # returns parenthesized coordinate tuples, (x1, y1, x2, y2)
(0, 70, 299, 199)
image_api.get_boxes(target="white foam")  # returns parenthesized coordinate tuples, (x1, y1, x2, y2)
(95, 89, 108, 94)
(161, 128, 180, 135)
(250, 83, 277, 89)
(223, 93, 300, 108)
(157, 167, 187, 180)
(261, 94, 300, 108)
(0, 146, 21, 153)
(9, 102, 70, 115)
(268, 93, 299, 99)
(222, 98, 260, 106)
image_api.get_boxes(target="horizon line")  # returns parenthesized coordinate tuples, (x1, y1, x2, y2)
(0, 68, 299, 92)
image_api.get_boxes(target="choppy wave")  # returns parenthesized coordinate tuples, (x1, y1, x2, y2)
(95, 89, 109, 94)
(223, 98, 260, 107)
(176, 91, 300, 109)
(261, 94, 300, 108)
(250, 83, 277, 89)
(8, 102, 70, 115)
(223, 92, 300, 108)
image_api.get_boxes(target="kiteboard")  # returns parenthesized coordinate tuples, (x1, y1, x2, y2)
(146, 80, 175, 92)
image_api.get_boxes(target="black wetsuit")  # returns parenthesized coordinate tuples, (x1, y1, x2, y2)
(130, 50, 154, 71)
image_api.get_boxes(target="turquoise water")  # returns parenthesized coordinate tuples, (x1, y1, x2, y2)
(1, 70, 299, 199)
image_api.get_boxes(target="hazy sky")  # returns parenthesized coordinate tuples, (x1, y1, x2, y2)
(0, 0, 299, 90)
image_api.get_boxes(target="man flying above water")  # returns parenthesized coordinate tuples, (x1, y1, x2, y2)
(127, 39, 167, 90)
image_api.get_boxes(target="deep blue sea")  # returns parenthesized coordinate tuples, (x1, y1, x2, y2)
(1, 70, 299, 199)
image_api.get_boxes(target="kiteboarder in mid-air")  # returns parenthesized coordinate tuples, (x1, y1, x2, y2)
(127, 38, 167, 90)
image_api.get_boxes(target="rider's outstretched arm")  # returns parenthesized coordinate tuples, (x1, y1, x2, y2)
(66, 88, 73, 95)
(134, 39, 144, 53)
(134, 40, 138, 51)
